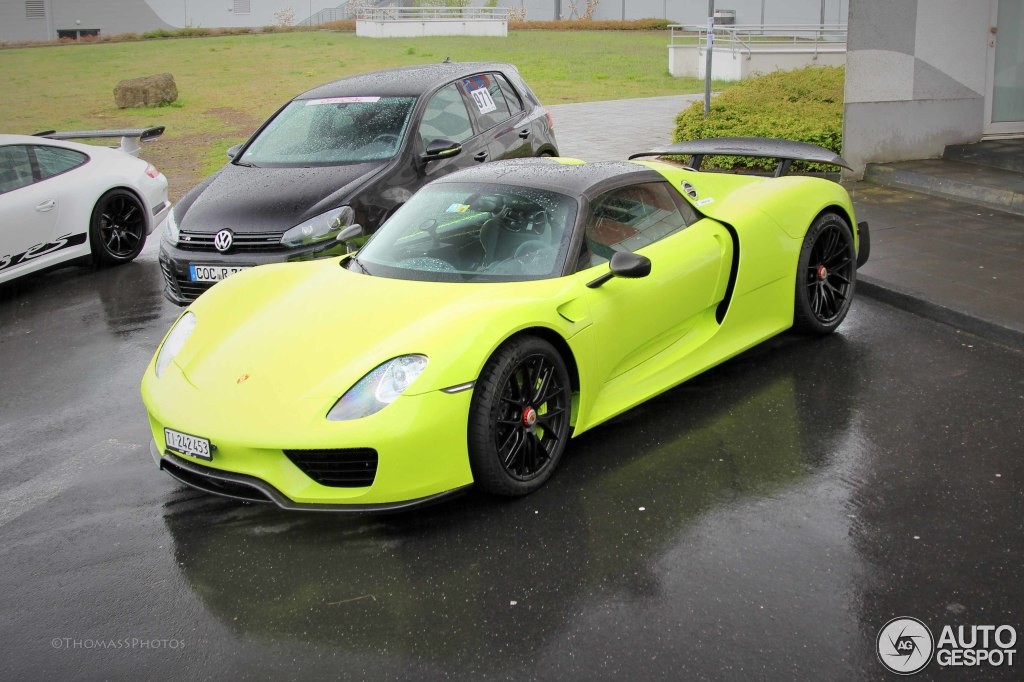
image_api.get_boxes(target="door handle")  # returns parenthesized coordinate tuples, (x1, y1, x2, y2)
(35, 200, 56, 212)
(519, 128, 531, 140)
(474, 151, 489, 162)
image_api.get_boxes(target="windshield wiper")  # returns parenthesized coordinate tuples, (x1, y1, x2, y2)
(348, 254, 370, 275)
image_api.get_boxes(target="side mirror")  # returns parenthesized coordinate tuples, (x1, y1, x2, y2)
(586, 251, 652, 289)
(226, 144, 243, 160)
(336, 223, 364, 253)
(421, 139, 462, 162)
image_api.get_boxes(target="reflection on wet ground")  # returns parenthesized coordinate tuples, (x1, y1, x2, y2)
(1, 257, 1022, 679)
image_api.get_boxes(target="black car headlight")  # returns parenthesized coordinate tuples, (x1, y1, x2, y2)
(165, 209, 180, 245)
(281, 206, 355, 248)
(327, 355, 428, 421)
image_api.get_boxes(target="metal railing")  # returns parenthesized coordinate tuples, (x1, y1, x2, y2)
(670, 23, 847, 58)
(358, 7, 510, 22)
(301, 1, 392, 26)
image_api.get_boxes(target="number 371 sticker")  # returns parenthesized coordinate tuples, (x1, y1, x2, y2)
(469, 87, 497, 114)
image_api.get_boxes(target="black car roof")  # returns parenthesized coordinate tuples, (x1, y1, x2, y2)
(296, 62, 518, 100)
(433, 158, 665, 198)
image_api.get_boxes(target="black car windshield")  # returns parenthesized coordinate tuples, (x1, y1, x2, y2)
(352, 182, 579, 282)
(238, 96, 416, 166)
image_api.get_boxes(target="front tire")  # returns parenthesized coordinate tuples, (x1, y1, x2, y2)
(90, 189, 147, 267)
(793, 212, 856, 334)
(468, 336, 572, 497)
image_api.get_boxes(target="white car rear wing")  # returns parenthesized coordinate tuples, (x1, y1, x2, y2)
(33, 126, 165, 157)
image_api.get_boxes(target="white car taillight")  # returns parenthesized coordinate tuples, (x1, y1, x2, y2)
(145, 163, 160, 179)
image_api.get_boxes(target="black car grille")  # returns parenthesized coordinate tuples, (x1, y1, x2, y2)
(160, 257, 214, 302)
(284, 448, 379, 488)
(177, 230, 286, 253)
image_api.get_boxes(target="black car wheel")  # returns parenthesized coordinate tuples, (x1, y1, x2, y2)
(90, 189, 147, 266)
(468, 336, 572, 496)
(793, 212, 856, 334)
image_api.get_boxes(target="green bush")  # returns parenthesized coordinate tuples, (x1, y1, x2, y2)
(673, 66, 844, 172)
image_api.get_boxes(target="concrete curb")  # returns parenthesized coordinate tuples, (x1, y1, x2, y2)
(857, 275, 1024, 349)
(863, 164, 1024, 218)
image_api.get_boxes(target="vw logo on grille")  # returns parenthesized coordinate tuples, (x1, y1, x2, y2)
(213, 229, 234, 253)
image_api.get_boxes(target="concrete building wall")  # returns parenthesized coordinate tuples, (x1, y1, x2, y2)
(0, 0, 341, 42)
(502, 0, 847, 25)
(843, 0, 991, 176)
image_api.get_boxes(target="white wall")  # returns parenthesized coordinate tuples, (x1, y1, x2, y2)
(501, 0, 848, 24)
(843, 0, 990, 176)
(145, 0, 341, 28)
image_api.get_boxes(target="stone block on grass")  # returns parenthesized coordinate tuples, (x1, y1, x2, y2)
(114, 73, 178, 109)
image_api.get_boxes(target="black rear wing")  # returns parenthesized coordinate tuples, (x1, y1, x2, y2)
(629, 137, 851, 177)
(33, 126, 165, 157)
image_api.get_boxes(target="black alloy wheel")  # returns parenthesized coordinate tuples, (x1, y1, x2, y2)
(793, 212, 856, 334)
(90, 189, 147, 266)
(468, 336, 572, 496)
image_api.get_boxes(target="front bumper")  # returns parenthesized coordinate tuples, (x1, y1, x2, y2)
(142, 368, 478, 509)
(151, 442, 471, 512)
(158, 237, 347, 306)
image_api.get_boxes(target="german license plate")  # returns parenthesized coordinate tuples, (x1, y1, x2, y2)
(189, 264, 250, 282)
(164, 428, 212, 460)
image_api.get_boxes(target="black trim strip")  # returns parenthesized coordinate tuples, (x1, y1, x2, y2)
(152, 442, 471, 513)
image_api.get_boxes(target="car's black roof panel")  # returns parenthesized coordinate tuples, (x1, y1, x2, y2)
(435, 158, 663, 197)
(296, 62, 517, 100)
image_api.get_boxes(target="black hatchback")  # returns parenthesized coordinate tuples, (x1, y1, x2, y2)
(159, 62, 558, 304)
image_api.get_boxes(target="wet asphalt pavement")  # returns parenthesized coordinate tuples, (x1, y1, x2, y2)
(1, 242, 1022, 680)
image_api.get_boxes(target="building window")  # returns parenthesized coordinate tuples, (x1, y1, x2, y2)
(25, 0, 45, 19)
(233, 0, 251, 15)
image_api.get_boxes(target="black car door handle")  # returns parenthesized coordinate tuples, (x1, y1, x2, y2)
(474, 151, 489, 162)
(519, 128, 531, 140)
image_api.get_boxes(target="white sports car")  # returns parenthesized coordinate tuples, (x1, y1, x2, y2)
(0, 127, 171, 285)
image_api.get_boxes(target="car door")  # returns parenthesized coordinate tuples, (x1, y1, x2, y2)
(575, 181, 734, 389)
(415, 82, 492, 183)
(460, 72, 533, 160)
(0, 144, 65, 278)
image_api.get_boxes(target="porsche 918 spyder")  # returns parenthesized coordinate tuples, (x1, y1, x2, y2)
(140, 138, 869, 511)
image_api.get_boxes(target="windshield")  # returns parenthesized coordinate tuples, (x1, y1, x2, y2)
(238, 96, 416, 167)
(352, 182, 579, 282)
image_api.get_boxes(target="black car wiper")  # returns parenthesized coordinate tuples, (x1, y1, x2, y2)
(233, 160, 256, 168)
(347, 254, 370, 275)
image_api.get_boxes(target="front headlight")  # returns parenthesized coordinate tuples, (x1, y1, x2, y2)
(165, 209, 180, 245)
(155, 312, 197, 378)
(281, 206, 355, 248)
(327, 355, 428, 421)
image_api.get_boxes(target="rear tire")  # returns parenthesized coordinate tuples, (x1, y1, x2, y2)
(468, 336, 572, 497)
(793, 212, 856, 334)
(90, 189, 147, 267)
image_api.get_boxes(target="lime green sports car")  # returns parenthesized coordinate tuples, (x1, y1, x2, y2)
(141, 138, 869, 511)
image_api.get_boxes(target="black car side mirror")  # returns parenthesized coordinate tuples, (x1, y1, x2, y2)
(336, 223, 364, 253)
(421, 139, 463, 162)
(586, 251, 652, 289)
(226, 144, 243, 160)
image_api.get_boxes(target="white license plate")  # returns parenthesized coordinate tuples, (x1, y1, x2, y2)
(189, 264, 250, 282)
(164, 428, 212, 460)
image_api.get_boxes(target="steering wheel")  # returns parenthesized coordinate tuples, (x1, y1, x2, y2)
(513, 240, 556, 270)
(372, 134, 399, 147)
(396, 257, 456, 273)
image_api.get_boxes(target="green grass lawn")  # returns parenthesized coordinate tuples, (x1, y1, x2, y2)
(0, 30, 711, 195)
